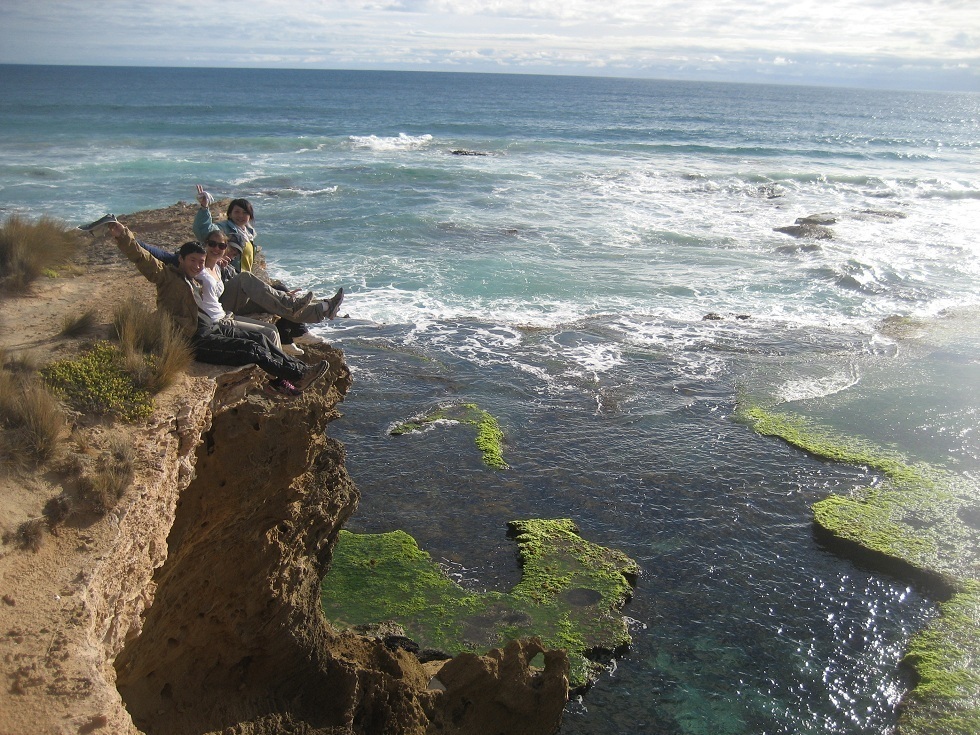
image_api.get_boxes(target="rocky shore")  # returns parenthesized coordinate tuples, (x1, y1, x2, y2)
(0, 203, 569, 735)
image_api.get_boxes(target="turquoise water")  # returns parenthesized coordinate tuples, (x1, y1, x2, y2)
(2, 65, 979, 733)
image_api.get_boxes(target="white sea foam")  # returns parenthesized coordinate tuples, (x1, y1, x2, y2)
(348, 133, 434, 152)
(776, 364, 861, 403)
(565, 343, 625, 376)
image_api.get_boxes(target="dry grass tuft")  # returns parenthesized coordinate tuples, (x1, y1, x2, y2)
(114, 297, 162, 353)
(0, 367, 19, 426)
(2, 518, 46, 552)
(17, 383, 66, 464)
(43, 494, 72, 532)
(151, 317, 193, 391)
(75, 434, 136, 515)
(69, 427, 97, 456)
(0, 348, 42, 374)
(113, 298, 192, 392)
(0, 357, 66, 467)
(59, 308, 99, 338)
(0, 214, 82, 293)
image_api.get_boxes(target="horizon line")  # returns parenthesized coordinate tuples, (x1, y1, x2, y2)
(1, 61, 975, 96)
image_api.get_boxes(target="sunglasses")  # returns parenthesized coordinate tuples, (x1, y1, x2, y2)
(207, 240, 228, 249)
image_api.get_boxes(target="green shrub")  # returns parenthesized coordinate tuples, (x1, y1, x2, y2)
(41, 341, 153, 422)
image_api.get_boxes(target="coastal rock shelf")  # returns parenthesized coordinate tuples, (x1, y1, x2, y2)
(737, 405, 980, 735)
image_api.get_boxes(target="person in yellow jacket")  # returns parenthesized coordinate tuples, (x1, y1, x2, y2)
(191, 185, 344, 355)
(193, 185, 257, 273)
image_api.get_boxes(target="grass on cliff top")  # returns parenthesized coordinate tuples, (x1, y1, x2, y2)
(42, 341, 154, 422)
(390, 402, 509, 469)
(41, 300, 192, 423)
(113, 297, 193, 393)
(735, 403, 980, 735)
(0, 349, 67, 467)
(0, 214, 82, 292)
(320, 519, 639, 688)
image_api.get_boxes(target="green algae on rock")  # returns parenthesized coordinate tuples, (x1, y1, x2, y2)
(736, 403, 980, 735)
(899, 582, 980, 735)
(320, 519, 639, 688)
(736, 406, 934, 487)
(389, 402, 509, 469)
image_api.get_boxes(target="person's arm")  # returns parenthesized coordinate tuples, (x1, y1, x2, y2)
(137, 239, 179, 267)
(108, 223, 166, 284)
(193, 205, 215, 244)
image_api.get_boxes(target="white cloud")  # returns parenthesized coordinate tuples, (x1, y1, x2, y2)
(0, 0, 977, 89)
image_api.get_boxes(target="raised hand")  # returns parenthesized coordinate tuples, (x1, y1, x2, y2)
(196, 184, 214, 208)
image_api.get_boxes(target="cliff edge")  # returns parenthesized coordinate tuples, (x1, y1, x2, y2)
(0, 204, 569, 735)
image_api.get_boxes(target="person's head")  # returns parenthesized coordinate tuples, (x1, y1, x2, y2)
(226, 198, 254, 228)
(177, 241, 207, 278)
(225, 232, 245, 256)
(203, 229, 229, 254)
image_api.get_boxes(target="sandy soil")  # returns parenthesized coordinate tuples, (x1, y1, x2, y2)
(0, 202, 236, 734)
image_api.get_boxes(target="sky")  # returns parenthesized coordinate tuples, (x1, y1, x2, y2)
(1, 0, 978, 91)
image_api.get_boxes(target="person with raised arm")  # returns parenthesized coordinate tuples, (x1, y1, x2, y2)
(85, 216, 328, 398)
(192, 184, 344, 353)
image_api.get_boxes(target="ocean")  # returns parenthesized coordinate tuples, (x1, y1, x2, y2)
(2, 64, 978, 734)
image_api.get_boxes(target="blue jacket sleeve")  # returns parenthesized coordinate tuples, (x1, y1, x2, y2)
(193, 206, 214, 243)
(137, 239, 179, 267)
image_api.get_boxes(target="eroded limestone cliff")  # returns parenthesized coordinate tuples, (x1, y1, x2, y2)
(112, 347, 568, 735)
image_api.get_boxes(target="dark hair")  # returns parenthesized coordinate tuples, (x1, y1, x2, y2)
(178, 241, 206, 258)
(226, 198, 254, 221)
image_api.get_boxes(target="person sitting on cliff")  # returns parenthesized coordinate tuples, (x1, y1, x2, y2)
(105, 213, 342, 356)
(193, 230, 285, 351)
(193, 185, 344, 351)
(193, 186, 258, 274)
(93, 218, 329, 398)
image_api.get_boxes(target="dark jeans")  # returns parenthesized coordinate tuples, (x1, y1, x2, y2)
(192, 323, 306, 382)
(277, 318, 308, 344)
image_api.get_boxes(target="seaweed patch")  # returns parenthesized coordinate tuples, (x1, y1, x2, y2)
(320, 519, 639, 689)
(390, 402, 510, 469)
(736, 403, 980, 735)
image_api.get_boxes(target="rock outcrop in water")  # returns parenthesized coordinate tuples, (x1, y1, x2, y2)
(773, 223, 834, 239)
(736, 403, 980, 735)
(0, 204, 569, 735)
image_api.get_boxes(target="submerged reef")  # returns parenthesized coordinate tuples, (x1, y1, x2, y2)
(320, 518, 639, 688)
(736, 405, 980, 735)
(390, 402, 509, 469)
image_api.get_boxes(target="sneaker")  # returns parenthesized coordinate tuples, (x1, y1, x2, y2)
(293, 360, 328, 392)
(263, 378, 301, 398)
(282, 342, 304, 356)
(322, 287, 344, 320)
(291, 291, 315, 315)
(77, 214, 118, 237)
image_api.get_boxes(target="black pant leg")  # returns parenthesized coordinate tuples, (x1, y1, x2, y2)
(193, 327, 306, 382)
